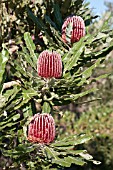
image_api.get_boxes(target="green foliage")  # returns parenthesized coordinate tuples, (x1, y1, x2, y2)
(0, 118, 99, 170)
(56, 104, 113, 170)
(0, 45, 9, 90)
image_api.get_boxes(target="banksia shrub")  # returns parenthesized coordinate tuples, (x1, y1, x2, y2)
(62, 15, 85, 44)
(37, 50, 62, 78)
(27, 113, 55, 144)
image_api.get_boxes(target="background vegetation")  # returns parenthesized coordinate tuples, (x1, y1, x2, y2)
(0, 0, 113, 169)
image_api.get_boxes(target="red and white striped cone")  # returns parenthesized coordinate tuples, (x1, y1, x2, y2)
(37, 50, 62, 78)
(27, 113, 55, 144)
(62, 16, 85, 44)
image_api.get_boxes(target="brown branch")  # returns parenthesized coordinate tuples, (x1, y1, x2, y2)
(3, 80, 21, 90)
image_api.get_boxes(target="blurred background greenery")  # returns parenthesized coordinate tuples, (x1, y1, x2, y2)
(0, 0, 113, 169)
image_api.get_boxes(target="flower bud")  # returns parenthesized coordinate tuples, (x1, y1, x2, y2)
(62, 16, 85, 44)
(27, 113, 55, 144)
(37, 50, 62, 78)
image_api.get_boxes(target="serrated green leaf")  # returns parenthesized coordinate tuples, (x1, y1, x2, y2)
(22, 88, 37, 100)
(2, 144, 34, 157)
(73, 88, 97, 100)
(14, 88, 37, 110)
(95, 73, 109, 81)
(24, 32, 37, 70)
(54, 146, 87, 156)
(45, 146, 58, 159)
(0, 121, 20, 131)
(14, 98, 30, 110)
(52, 158, 71, 167)
(52, 134, 92, 147)
(3, 86, 20, 104)
(62, 50, 72, 63)
(16, 144, 34, 153)
(64, 156, 86, 166)
(0, 46, 9, 85)
(24, 32, 36, 52)
(64, 38, 85, 72)
(83, 59, 101, 78)
(19, 50, 36, 72)
(53, 146, 74, 151)
(61, 88, 97, 101)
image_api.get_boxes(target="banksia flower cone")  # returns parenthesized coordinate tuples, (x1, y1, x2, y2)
(27, 113, 55, 144)
(37, 50, 62, 78)
(62, 16, 85, 44)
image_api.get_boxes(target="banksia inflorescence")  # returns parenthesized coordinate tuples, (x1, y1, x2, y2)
(37, 50, 62, 78)
(27, 113, 55, 144)
(62, 15, 85, 44)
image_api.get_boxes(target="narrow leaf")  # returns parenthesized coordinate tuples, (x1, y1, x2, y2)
(45, 146, 58, 159)
(64, 38, 85, 72)
(64, 156, 86, 166)
(52, 134, 92, 147)
(42, 102, 51, 113)
(52, 158, 71, 167)
(0, 46, 9, 84)
(24, 32, 37, 69)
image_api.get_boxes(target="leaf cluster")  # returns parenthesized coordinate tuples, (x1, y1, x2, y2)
(0, 0, 113, 169)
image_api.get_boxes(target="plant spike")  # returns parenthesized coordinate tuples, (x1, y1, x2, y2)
(62, 15, 85, 44)
(27, 113, 55, 144)
(37, 50, 62, 78)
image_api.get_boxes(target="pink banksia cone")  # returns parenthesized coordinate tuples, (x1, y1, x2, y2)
(27, 113, 55, 144)
(37, 50, 62, 78)
(62, 15, 85, 44)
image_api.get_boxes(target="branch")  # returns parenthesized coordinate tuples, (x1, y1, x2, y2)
(2, 80, 21, 90)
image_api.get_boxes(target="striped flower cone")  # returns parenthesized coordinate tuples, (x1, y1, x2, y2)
(62, 15, 85, 44)
(27, 113, 55, 144)
(37, 50, 62, 78)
